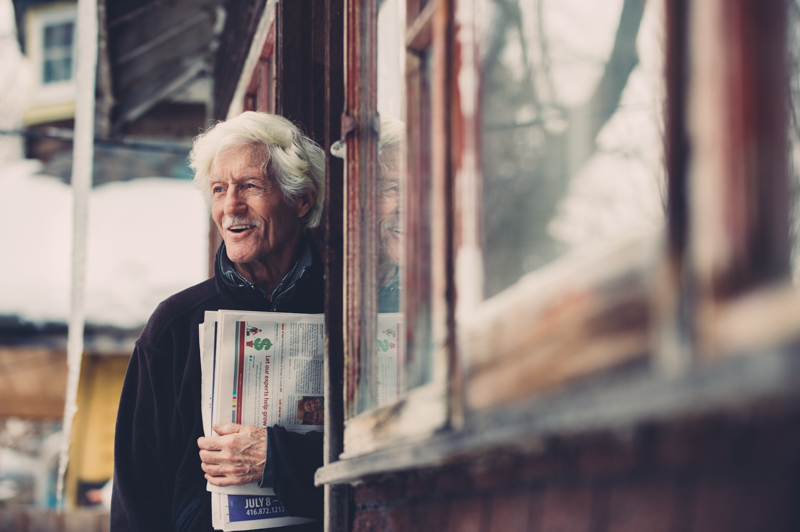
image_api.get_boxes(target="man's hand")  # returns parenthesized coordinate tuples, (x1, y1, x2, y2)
(198, 423, 266, 487)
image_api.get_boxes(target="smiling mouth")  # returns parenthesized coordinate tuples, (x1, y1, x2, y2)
(223, 217, 261, 233)
(229, 224, 256, 233)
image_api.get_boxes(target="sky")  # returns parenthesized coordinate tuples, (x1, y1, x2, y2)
(0, 0, 209, 328)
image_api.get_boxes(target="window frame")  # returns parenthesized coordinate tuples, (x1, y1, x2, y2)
(25, 4, 78, 107)
(336, 0, 455, 457)
(316, 0, 800, 491)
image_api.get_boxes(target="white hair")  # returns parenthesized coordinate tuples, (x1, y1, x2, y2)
(378, 117, 406, 177)
(189, 112, 326, 229)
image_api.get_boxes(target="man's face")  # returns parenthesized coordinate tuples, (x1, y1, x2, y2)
(210, 145, 311, 268)
(306, 410, 324, 425)
(377, 168, 402, 270)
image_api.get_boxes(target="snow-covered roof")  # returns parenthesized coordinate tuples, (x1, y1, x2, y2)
(0, 159, 209, 328)
(0, 0, 209, 329)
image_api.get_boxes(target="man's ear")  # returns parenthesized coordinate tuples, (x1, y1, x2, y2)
(296, 191, 315, 219)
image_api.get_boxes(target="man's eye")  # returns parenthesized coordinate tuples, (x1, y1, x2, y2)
(212, 186, 224, 194)
(246, 183, 257, 189)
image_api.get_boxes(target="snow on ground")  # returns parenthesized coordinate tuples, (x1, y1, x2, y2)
(0, 159, 209, 327)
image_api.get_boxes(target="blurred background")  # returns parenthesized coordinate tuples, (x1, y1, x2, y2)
(0, 0, 210, 513)
(2, 0, 800, 529)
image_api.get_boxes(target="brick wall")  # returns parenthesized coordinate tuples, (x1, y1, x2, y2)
(351, 409, 800, 532)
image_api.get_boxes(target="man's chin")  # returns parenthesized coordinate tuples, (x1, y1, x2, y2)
(225, 245, 258, 265)
(379, 257, 401, 271)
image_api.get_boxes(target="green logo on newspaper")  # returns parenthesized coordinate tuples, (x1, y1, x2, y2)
(247, 338, 273, 351)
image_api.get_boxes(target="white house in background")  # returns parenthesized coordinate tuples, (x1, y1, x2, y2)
(3, 0, 218, 509)
(20, 1, 77, 126)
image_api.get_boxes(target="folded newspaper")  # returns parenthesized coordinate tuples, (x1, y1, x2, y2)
(200, 310, 325, 531)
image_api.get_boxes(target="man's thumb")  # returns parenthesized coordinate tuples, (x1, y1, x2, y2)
(212, 423, 242, 435)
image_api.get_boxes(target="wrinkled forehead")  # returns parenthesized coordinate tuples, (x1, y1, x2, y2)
(211, 143, 271, 177)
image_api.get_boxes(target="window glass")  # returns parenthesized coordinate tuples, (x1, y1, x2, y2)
(42, 21, 74, 84)
(791, 1, 800, 283)
(479, 0, 666, 298)
(357, 0, 408, 414)
(405, 47, 434, 390)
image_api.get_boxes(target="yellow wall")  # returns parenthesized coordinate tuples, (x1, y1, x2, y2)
(66, 354, 129, 505)
(22, 101, 76, 126)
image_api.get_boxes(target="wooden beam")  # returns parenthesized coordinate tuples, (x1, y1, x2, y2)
(323, 0, 347, 526)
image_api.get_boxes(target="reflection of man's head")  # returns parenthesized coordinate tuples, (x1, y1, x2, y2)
(378, 118, 406, 286)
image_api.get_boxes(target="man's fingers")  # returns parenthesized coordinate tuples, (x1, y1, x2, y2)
(201, 462, 236, 476)
(199, 425, 266, 487)
(199, 449, 231, 465)
(213, 423, 243, 436)
(197, 436, 220, 451)
(206, 474, 239, 487)
(203, 466, 262, 487)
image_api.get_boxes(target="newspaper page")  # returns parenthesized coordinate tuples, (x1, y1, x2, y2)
(201, 310, 324, 530)
(200, 312, 217, 439)
(376, 313, 404, 407)
(199, 313, 220, 529)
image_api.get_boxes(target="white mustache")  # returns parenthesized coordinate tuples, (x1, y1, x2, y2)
(223, 217, 263, 230)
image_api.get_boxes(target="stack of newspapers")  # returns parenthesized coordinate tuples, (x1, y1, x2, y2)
(200, 310, 325, 531)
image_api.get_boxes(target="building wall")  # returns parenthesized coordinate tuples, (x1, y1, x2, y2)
(66, 354, 129, 506)
(351, 408, 800, 532)
(0, 347, 67, 419)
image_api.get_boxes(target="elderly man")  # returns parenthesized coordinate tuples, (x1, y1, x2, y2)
(377, 118, 405, 312)
(112, 113, 325, 531)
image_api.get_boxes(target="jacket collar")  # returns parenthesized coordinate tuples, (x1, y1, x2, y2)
(215, 232, 315, 311)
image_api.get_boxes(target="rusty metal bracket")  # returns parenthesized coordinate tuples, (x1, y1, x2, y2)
(341, 112, 357, 139)
(331, 112, 381, 159)
(331, 112, 358, 158)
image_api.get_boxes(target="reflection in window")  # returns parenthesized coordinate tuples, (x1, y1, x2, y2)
(357, 0, 409, 413)
(377, 119, 405, 313)
(480, 0, 666, 298)
(374, 118, 406, 408)
(43, 21, 74, 84)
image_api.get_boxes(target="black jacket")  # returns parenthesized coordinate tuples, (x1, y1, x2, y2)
(112, 236, 324, 532)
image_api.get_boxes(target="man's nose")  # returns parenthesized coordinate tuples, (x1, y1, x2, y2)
(224, 187, 246, 214)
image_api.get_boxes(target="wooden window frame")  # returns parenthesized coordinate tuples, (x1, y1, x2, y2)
(242, 23, 275, 115)
(455, 0, 800, 417)
(317, 0, 800, 489)
(334, 0, 454, 459)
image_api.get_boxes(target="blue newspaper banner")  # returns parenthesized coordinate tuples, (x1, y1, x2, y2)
(228, 495, 290, 522)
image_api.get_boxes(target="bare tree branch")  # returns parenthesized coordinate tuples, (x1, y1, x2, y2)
(482, 0, 649, 296)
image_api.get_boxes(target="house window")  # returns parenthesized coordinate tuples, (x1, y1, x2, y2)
(42, 21, 75, 84)
(460, 0, 667, 408)
(479, 0, 664, 298)
(318, 0, 799, 495)
(23, 4, 78, 113)
(337, 0, 451, 458)
(339, 0, 669, 456)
